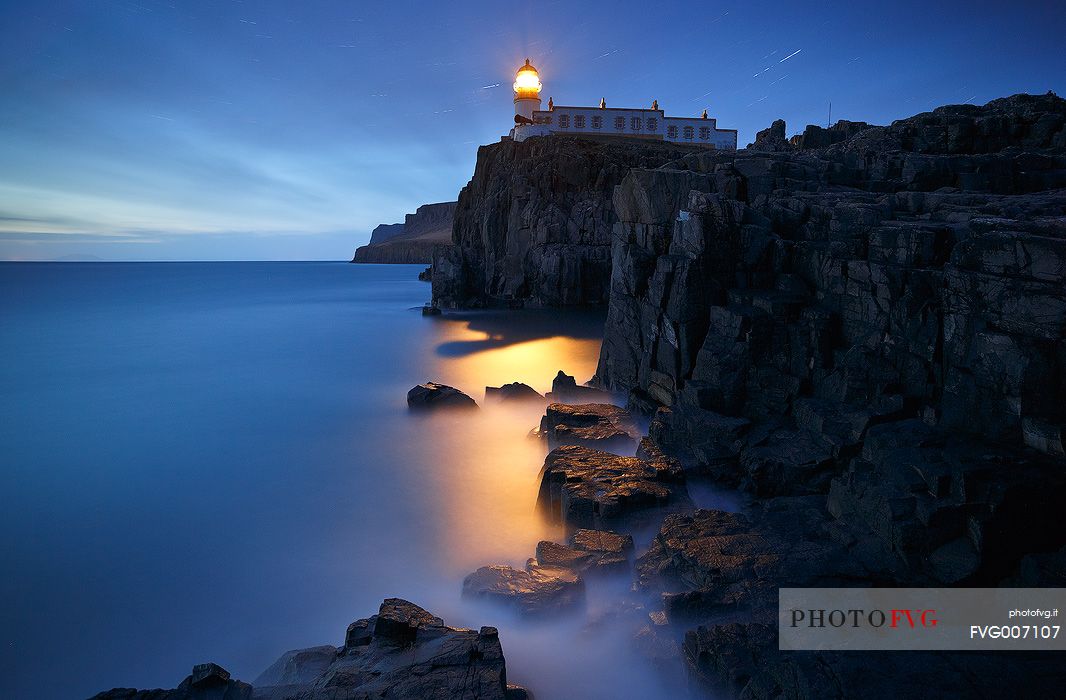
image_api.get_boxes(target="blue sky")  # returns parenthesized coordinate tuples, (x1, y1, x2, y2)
(1, 0, 1063, 260)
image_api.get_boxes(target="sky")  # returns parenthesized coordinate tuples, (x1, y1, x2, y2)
(0, 0, 1064, 261)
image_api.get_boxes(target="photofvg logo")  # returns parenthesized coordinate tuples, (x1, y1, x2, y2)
(779, 588, 1066, 651)
(790, 608, 938, 630)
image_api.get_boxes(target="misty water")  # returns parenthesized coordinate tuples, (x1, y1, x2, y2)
(0, 262, 740, 699)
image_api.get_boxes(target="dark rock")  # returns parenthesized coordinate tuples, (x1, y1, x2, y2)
(462, 560, 585, 616)
(406, 382, 477, 411)
(485, 382, 544, 403)
(421, 304, 441, 316)
(570, 528, 634, 557)
(504, 684, 535, 700)
(544, 370, 613, 404)
(747, 119, 793, 152)
(534, 540, 594, 569)
(251, 598, 525, 700)
(537, 402, 639, 452)
(431, 137, 708, 308)
(635, 499, 870, 624)
(90, 664, 253, 700)
(826, 421, 1066, 584)
(536, 445, 689, 530)
(253, 647, 337, 688)
(683, 620, 1065, 699)
(372, 597, 445, 644)
(189, 664, 231, 688)
(353, 201, 457, 264)
(417, 266, 432, 281)
(1004, 546, 1066, 586)
(534, 528, 635, 575)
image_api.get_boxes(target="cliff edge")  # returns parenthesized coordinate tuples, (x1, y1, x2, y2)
(427, 93, 1066, 696)
(352, 201, 457, 264)
(432, 137, 709, 307)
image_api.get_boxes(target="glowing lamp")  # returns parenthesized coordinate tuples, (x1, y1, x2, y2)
(513, 59, 541, 99)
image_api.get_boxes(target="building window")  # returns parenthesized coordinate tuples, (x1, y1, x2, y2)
(614, 116, 625, 130)
(646, 118, 658, 131)
(631, 117, 641, 130)
(535, 114, 552, 125)
(683, 125, 694, 139)
(699, 126, 710, 140)
(591, 115, 603, 129)
(574, 114, 586, 129)
(559, 114, 570, 128)
(667, 125, 678, 139)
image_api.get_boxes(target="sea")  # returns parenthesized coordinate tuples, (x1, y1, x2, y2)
(0, 262, 738, 699)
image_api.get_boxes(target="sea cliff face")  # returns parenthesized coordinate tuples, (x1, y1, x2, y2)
(432, 137, 706, 307)
(598, 95, 1066, 696)
(352, 201, 457, 264)
(428, 94, 1066, 696)
(596, 92, 1066, 451)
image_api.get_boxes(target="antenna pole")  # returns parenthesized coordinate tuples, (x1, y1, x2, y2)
(828, 101, 832, 127)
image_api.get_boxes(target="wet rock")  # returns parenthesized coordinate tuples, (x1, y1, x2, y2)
(635, 500, 868, 617)
(570, 528, 634, 558)
(406, 382, 477, 411)
(485, 382, 543, 403)
(504, 685, 535, 700)
(536, 445, 688, 530)
(534, 528, 635, 575)
(252, 598, 525, 700)
(544, 370, 613, 404)
(420, 304, 441, 316)
(91, 663, 253, 700)
(462, 560, 585, 616)
(534, 541, 594, 570)
(537, 402, 640, 452)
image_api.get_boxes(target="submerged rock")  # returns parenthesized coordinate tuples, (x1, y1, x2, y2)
(485, 382, 544, 403)
(536, 445, 688, 530)
(537, 402, 640, 453)
(462, 560, 585, 616)
(253, 598, 525, 700)
(91, 663, 253, 700)
(406, 382, 476, 410)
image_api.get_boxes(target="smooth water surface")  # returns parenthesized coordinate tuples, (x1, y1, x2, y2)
(1, 262, 725, 699)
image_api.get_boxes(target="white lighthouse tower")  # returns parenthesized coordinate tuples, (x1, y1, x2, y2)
(513, 58, 542, 122)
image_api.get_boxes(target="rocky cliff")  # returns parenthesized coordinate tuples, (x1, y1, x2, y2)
(352, 201, 457, 264)
(427, 94, 1066, 696)
(432, 137, 707, 307)
(592, 93, 1066, 694)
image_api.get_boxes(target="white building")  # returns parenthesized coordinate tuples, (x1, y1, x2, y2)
(508, 59, 737, 150)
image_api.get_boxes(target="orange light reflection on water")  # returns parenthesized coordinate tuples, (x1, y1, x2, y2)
(407, 312, 604, 575)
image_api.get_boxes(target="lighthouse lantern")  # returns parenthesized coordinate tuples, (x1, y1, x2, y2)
(513, 59, 543, 122)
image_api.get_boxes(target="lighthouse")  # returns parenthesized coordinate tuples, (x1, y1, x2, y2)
(507, 57, 737, 150)
(513, 58, 542, 122)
